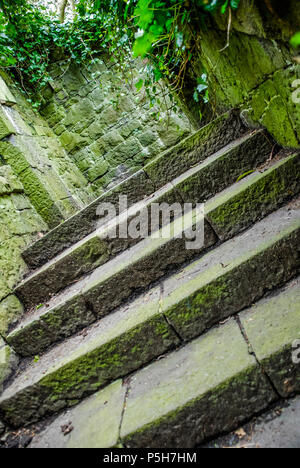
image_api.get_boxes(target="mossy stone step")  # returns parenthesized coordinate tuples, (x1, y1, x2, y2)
(30, 320, 276, 448)
(206, 152, 300, 241)
(1, 289, 180, 427)
(144, 109, 244, 187)
(10, 155, 300, 353)
(10, 212, 216, 353)
(29, 380, 126, 448)
(22, 110, 244, 270)
(241, 278, 300, 398)
(15, 130, 272, 310)
(163, 199, 300, 341)
(1, 202, 298, 428)
(120, 319, 275, 448)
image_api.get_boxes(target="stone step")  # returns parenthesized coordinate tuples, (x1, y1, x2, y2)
(11, 211, 217, 352)
(240, 278, 300, 398)
(1, 201, 299, 427)
(120, 280, 300, 448)
(10, 155, 300, 354)
(22, 110, 244, 270)
(15, 130, 273, 309)
(24, 279, 300, 448)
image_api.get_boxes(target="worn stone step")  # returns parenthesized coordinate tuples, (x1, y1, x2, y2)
(240, 278, 300, 398)
(22, 110, 244, 270)
(10, 210, 216, 352)
(121, 276, 300, 448)
(206, 152, 300, 241)
(162, 197, 300, 341)
(26, 279, 300, 448)
(1, 202, 299, 427)
(10, 156, 299, 353)
(29, 319, 276, 448)
(15, 130, 272, 309)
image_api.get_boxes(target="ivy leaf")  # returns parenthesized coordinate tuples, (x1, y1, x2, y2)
(290, 32, 300, 48)
(221, 0, 229, 14)
(135, 78, 144, 91)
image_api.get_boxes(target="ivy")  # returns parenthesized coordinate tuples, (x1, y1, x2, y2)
(0, 0, 241, 111)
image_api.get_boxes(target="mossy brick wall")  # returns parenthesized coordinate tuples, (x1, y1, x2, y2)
(0, 164, 47, 337)
(182, 0, 300, 148)
(0, 73, 95, 229)
(39, 57, 193, 196)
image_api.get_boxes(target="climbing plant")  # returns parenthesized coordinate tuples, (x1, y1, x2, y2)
(0, 0, 241, 108)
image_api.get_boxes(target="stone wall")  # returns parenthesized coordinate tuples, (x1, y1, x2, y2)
(40, 58, 192, 195)
(0, 73, 93, 228)
(0, 163, 47, 336)
(181, 0, 300, 147)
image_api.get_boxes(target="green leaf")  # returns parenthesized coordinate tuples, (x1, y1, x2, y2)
(135, 78, 144, 91)
(290, 32, 300, 48)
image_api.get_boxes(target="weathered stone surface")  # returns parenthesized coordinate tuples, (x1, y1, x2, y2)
(9, 283, 94, 356)
(0, 166, 23, 195)
(22, 169, 155, 269)
(0, 341, 19, 393)
(82, 213, 215, 318)
(174, 129, 274, 203)
(0, 106, 16, 140)
(184, 4, 300, 147)
(11, 210, 215, 353)
(0, 295, 24, 337)
(203, 395, 300, 449)
(121, 320, 275, 448)
(29, 380, 126, 448)
(145, 110, 244, 187)
(21, 123, 261, 272)
(16, 236, 110, 310)
(241, 279, 300, 398)
(0, 289, 179, 426)
(206, 153, 300, 241)
(163, 201, 300, 341)
(0, 77, 16, 105)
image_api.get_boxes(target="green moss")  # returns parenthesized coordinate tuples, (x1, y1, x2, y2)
(207, 154, 300, 237)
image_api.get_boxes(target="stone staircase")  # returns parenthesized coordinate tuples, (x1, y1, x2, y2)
(0, 110, 299, 448)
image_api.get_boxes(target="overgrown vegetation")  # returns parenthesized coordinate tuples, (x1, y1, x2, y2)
(0, 0, 243, 110)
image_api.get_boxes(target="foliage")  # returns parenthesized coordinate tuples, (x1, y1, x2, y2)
(290, 32, 300, 48)
(0, 0, 241, 110)
(0, 0, 134, 105)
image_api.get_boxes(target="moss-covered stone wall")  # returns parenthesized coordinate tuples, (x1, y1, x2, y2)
(0, 73, 93, 228)
(182, 0, 300, 147)
(0, 163, 47, 336)
(40, 57, 192, 195)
